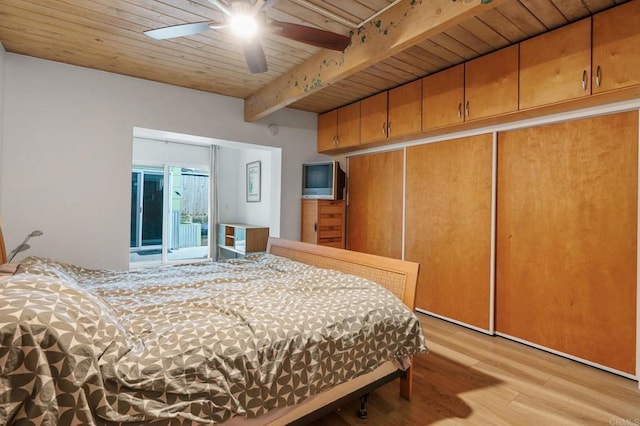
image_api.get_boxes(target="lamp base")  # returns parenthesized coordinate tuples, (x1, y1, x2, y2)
(0, 263, 18, 276)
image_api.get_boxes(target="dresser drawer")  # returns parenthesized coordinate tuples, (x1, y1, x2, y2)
(318, 225, 342, 238)
(319, 237, 343, 248)
(318, 215, 343, 227)
(318, 202, 344, 215)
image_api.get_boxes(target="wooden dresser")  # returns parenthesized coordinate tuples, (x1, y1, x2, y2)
(301, 200, 346, 249)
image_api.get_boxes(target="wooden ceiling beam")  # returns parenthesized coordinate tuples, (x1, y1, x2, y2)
(243, 0, 506, 122)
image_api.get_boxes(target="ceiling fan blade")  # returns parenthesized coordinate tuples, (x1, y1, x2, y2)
(208, 0, 232, 16)
(260, 0, 280, 11)
(144, 22, 219, 40)
(243, 39, 268, 73)
(268, 20, 351, 51)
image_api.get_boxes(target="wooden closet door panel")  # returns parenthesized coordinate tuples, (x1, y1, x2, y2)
(496, 111, 638, 374)
(347, 150, 403, 259)
(406, 134, 493, 329)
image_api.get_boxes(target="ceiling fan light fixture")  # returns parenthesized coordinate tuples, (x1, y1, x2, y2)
(230, 14, 258, 39)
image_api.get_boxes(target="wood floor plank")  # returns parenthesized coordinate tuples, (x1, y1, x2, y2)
(544, 376, 640, 419)
(507, 391, 614, 425)
(310, 313, 640, 425)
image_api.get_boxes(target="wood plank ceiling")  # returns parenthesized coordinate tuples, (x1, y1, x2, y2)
(0, 0, 629, 120)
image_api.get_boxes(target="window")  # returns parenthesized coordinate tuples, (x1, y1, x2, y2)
(130, 139, 213, 265)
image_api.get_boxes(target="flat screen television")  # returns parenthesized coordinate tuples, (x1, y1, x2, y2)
(302, 160, 345, 200)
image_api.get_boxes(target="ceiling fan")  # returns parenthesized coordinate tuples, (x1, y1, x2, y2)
(144, 0, 351, 74)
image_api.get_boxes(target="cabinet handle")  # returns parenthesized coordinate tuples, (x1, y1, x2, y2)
(465, 101, 470, 117)
(333, 136, 339, 146)
(457, 102, 462, 119)
(387, 121, 391, 136)
(596, 65, 601, 88)
(581, 69, 588, 91)
(314, 223, 317, 232)
(382, 122, 386, 136)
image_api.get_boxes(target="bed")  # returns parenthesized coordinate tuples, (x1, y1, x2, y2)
(0, 234, 427, 425)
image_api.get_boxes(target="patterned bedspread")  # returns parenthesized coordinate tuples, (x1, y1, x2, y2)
(0, 254, 427, 425)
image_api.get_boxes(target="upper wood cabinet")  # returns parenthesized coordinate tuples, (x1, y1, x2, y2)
(422, 64, 464, 130)
(422, 46, 518, 130)
(388, 79, 422, 138)
(361, 80, 422, 145)
(318, 1, 640, 154)
(337, 102, 361, 148)
(317, 109, 337, 152)
(465, 44, 519, 121)
(360, 92, 388, 144)
(317, 102, 361, 153)
(519, 18, 591, 109)
(592, 0, 640, 94)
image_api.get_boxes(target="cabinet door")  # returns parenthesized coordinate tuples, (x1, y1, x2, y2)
(405, 134, 493, 330)
(388, 79, 422, 138)
(336, 102, 361, 149)
(422, 64, 464, 130)
(520, 18, 591, 109)
(317, 110, 337, 153)
(592, 0, 640, 93)
(301, 200, 319, 244)
(360, 91, 389, 145)
(465, 44, 519, 120)
(244, 227, 270, 253)
(347, 150, 403, 259)
(496, 111, 638, 374)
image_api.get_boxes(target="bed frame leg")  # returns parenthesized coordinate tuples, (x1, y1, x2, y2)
(400, 357, 413, 400)
(356, 393, 369, 419)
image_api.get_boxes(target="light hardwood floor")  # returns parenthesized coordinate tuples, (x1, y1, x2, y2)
(311, 312, 640, 425)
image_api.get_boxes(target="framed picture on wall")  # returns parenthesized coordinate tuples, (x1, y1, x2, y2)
(246, 161, 261, 202)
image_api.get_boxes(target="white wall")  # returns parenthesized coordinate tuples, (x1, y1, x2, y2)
(0, 43, 4, 213)
(217, 147, 241, 222)
(237, 148, 273, 227)
(1, 53, 321, 270)
(217, 145, 275, 230)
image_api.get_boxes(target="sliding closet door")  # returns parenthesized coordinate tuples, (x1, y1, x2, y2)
(496, 111, 638, 374)
(347, 150, 403, 259)
(406, 134, 493, 330)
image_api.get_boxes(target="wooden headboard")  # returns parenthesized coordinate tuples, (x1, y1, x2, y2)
(0, 219, 7, 264)
(267, 237, 419, 310)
